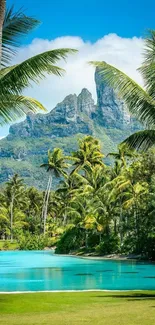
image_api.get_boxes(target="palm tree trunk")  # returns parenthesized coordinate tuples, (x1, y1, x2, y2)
(43, 175, 52, 235)
(85, 230, 88, 249)
(10, 194, 14, 242)
(63, 206, 67, 226)
(0, 0, 6, 67)
(119, 204, 123, 250)
(134, 204, 139, 253)
(41, 177, 50, 224)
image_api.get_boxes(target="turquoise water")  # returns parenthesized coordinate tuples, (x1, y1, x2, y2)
(0, 251, 155, 292)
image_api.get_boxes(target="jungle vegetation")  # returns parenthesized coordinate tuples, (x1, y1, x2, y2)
(0, 136, 155, 260)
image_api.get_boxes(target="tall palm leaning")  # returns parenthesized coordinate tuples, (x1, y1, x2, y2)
(0, 3, 77, 124)
(90, 30, 155, 151)
(40, 148, 69, 235)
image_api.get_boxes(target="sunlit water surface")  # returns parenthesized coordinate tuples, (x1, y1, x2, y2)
(0, 251, 155, 292)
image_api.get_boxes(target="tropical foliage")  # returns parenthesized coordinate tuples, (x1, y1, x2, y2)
(0, 136, 155, 260)
(90, 30, 155, 151)
(0, 3, 76, 124)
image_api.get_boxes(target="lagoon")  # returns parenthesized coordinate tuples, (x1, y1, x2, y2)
(0, 251, 155, 292)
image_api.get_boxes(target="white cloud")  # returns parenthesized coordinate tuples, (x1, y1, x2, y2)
(0, 33, 144, 137)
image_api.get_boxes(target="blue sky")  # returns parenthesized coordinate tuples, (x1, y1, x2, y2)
(1, 0, 154, 137)
(8, 0, 155, 41)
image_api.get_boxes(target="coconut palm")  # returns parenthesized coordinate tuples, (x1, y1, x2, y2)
(4, 174, 25, 241)
(90, 30, 155, 151)
(0, 4, 77, 124)
(40, 148, 69, 235)
(120, 176, 148, 250)
(108, 143, 134, 169)
(71, 136, 104, 174)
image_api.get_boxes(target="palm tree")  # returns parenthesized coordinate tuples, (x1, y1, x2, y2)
(0, 4, 77, 124)
(55, 172, 88, 225)
(0, 206, 9, 239)
(71, 136, 104, 174)
(108, 143, 134, 169)
(24, 187, 43, 234)
(120, 176, 148, 251)
(40, 148, 69, 235)
(90, 30, 155, 151)
(4, 174, 25, 241)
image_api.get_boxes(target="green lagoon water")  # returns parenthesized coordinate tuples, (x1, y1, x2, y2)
(0, 251, 155, 292)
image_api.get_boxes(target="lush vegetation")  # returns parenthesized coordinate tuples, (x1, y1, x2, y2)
(0, 291, 155, 325)
(0, 135, 155, 259)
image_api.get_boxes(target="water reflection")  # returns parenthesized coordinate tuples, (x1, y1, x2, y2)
(0, 251, 155, 291)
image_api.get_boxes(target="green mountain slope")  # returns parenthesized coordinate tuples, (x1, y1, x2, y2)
(0, 71, 141, 189)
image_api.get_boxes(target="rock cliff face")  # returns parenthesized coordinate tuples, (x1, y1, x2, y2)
(0, 70, 141, 188)
(95, 70, 131, 128)
(8, 88, 96, 139)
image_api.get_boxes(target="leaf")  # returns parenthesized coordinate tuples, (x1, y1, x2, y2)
(2, 6, 40, 66)
(123, 129, 155, 151)
(0, 48, 77, 95)
(0, 94, 46, 125)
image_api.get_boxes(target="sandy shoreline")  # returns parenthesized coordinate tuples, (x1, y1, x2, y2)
(0, 289, 149, 294)
(68, 253, 143, 261)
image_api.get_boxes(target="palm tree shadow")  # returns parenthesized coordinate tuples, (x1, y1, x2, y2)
(94, 293, 155, 301)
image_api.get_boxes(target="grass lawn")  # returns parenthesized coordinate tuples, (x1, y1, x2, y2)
(0, 291, 155, 325)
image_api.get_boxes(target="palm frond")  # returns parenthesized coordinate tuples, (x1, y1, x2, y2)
(0, 48, 77, 95)
(139, 31, 155, 99)
(139, 63, 155, 100)
(2, 6, 40, 66)
(123, 129, 155, 151)
(90, 61, 155, 127)
(0, 94, 46, 125)
(142, 30, 155, 64)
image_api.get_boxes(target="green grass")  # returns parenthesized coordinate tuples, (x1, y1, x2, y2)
(0, 291, 155, 325)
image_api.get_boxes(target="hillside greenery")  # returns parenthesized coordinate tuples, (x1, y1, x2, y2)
(0, 135, 155, 260)
(0, 127, 134, 189)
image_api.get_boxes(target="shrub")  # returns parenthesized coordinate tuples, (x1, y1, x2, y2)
(95, 234, 120, 255)
(55, 227, 85, 254)
(143, 235, 155, 260)
(47, 237, 58, 247)
(18, 234, 47, 250)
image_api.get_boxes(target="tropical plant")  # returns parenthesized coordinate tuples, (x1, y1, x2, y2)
(40, 148, 69, 235)
(0, 136, 155, 259)
(0, 3, 77, 124)
(90, 30, 155, 151)
(3, 174, 25, 241)
(70, 136, 104, 174)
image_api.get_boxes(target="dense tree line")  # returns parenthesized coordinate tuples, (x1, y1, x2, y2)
(0, 136, 155, 259)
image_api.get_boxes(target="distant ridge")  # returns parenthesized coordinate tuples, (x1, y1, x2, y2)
(0, 69, 141, 189)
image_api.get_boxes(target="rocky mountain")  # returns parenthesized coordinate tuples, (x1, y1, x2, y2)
(0, 70, 141, 189)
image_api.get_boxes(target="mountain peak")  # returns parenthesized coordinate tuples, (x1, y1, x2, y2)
(95, 69, 131, 128)
(77, 88, 95, 116)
